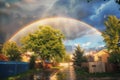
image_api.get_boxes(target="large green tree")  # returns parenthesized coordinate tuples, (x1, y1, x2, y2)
(21, 26, 66, 63)
(2, 41, 21, 61)
(73, 45, 87, 66)
(102, 15, 120, 64)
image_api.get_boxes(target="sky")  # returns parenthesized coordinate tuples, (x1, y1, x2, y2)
(0, 0, 120, 51)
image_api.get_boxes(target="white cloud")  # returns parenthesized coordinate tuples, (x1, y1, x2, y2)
(98, 44, 105, 48)
(74, 43, 80, 47)
(82, 42, 91, 47)
(15, 0, 58, 11)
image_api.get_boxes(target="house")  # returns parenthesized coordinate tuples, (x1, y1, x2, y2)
(84, 49, 110, 73)
(0, 54, 9, 61)
(94, 49, 109, 62)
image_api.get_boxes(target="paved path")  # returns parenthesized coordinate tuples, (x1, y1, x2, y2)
(51, 62, 76, 80)
(66, 64, 76, 80)
(51, 63, 120, 80)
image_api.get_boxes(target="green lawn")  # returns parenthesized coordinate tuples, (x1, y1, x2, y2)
(75, 67, 120, 78)
(4, 67, 61, 80)
(4, 69, 42, 80)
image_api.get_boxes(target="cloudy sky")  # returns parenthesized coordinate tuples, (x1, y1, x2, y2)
(0, 0, 120, 51)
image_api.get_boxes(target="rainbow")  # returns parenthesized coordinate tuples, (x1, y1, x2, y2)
(9, 17, 102, 44)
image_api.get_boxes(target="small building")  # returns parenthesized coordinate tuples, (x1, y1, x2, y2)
(87, 55, 94, 62)
(0, 54, 9, 61)
(94, 49, 109, 63)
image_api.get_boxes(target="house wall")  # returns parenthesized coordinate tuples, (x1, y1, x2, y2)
(94, 50, 109, 62)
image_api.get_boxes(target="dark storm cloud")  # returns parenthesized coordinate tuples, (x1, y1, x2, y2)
(88, 0, 120, 30)
(0, 0, 120, 43)
(44, 0, 94, 19)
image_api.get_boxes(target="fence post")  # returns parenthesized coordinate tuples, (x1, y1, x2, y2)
(15, 63, 17, 75)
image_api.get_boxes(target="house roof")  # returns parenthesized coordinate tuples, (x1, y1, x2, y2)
(0, 54, 9, 61)
(94, 49, 109, 57)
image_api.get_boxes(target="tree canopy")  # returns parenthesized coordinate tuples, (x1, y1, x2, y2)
(102, 15, 120, 64)
(21, 26, 66, 62)
(2, 41, 21, 61)
(102, 16, 120, 53)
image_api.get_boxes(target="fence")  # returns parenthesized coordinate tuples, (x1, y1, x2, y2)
(89, 62, 105, 73)
(0, 61, 29, 79)
(105, 63, 118, 72)
(81, 62, 119, 73)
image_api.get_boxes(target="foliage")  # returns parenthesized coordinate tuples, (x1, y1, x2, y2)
(75, 66, 120, 78)
(102, 15, 120, 64)
(0, 43, 2, 53)
(57, 71, 67, 80)
(73, 45, 87, 66)
(2, 41, 21, 61)
(55, 53, 71, 63)
(108, 52, 120, 64)
(21, 26, 66, 63)
(5, 69, 42, 80)
(63, 54, 71, 62)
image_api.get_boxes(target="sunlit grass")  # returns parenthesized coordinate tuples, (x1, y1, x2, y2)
(51, 66, 63, 69)
(4, 67, 61, 80)
(4, 69, 42, 80)
(75, 66, 120, 78)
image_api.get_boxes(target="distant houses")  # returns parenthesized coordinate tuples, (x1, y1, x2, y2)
(86, 49, 109, 63)
(84, 49, 120, 73)
(93, 49, 109, 62)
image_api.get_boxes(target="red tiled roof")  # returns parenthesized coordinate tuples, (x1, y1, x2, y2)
(0, 54, 9, 61)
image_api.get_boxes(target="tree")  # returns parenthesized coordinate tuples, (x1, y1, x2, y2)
(63, 54, 71, 62)
(29, 55, 36, 69)
(102, 15, 120, 64)
(73, 45, 87, 66)
(2, 41, 21, 61)
(0, 43, 3, 53)
(108, 52, 120, 64)
(21, 26, 66, 64)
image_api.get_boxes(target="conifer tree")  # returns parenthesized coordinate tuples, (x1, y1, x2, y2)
(73, 45, 87, 66)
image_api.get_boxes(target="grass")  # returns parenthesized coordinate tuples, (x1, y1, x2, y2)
(3, 69, 42, 80)
(89, 72, 120, 77)
(3, 66, 61, 80)
(74, 66, 120, 78)
(51, 66, 63, 70)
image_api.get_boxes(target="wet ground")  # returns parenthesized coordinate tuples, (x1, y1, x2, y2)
(19, 63, 120, 80)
